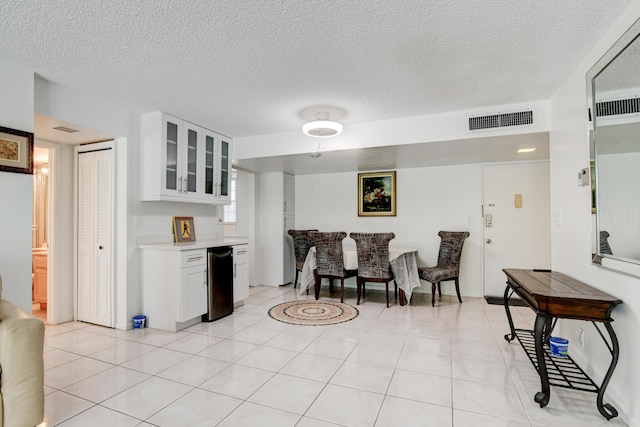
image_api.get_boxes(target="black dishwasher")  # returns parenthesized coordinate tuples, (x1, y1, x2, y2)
(202, 246, 234, 322)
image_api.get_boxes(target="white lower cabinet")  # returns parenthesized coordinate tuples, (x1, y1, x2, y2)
(234, 245, 249, 304)
(141, 248, 207, 331)
(180, 264, 208, 321)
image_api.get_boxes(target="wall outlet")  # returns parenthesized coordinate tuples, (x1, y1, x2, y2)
(579, 328, 585, 347)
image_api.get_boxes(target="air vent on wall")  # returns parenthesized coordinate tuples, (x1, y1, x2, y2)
(468, 110, 533, 131)
(595, 97, 640, 117)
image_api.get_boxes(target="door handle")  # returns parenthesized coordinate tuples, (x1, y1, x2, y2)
(486, 239, 492, 244)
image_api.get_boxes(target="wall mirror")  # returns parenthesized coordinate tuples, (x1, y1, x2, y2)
(588, 17, 640, 277)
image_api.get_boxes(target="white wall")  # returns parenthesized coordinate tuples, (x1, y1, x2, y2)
(0, 62, 34, 312)
(294, 165, 485, 297)
(549, 3, 640, 424)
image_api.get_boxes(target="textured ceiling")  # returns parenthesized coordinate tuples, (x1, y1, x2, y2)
(0, 1, 634, 139)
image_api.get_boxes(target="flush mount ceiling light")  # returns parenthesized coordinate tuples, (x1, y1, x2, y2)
(302, 112, 343, 138)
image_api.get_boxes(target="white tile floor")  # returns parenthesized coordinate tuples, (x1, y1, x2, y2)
(37, 285, 629, 427)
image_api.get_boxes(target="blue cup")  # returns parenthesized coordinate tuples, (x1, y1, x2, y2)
(132, 315, 146, 329)
(550, 336, 568, 358)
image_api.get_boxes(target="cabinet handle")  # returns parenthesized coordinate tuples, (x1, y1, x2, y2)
(187, 255, 203, 262)
(234, 263, 237, 278)
(203, 270, 207, 286)
(183, 177, 188, 194)
(178, 178, 182, 193)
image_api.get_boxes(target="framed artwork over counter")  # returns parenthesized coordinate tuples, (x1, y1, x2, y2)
(173, 216, 196, 242)
(0, 126, 34, 175)
(358, 171, 396, 216)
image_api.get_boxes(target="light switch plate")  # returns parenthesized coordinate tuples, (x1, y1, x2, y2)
(578, 168, 589, 186)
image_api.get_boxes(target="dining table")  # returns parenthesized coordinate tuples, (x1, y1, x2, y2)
(298, 244, 422, 305)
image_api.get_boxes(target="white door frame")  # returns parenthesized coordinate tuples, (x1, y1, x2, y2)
(74, 140, 116, 327)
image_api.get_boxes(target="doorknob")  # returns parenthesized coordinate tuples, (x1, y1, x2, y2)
(99, 245, 104, 250)
(486, 239, 492, 244)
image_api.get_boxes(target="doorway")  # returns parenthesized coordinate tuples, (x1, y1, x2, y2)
(483, 162, 551, 298)
(32, 145, 51, 322)
(34, 113, 118, 326)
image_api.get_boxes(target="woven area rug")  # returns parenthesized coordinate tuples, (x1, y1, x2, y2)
(268, 300, 359, 326)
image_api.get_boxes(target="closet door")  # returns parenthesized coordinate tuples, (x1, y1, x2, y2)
(77, 148, 114, 327)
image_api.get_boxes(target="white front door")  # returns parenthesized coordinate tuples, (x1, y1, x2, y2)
(77, 144, 114, 327)
(483, 162, 551, 298)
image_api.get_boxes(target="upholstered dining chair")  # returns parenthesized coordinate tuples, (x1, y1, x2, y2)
(599, 230, 613, 255)
(309, 231, 356, 302)
(349, 232, 396, 307)
(418, 231, 470, 307)
(287, 229, 318, 288)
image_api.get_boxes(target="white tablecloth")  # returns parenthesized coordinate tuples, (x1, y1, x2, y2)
(299, 244, 421, 303)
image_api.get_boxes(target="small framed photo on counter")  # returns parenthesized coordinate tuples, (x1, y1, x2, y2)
(173, 216, 196, 242)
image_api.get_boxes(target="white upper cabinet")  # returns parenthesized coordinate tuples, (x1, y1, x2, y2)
(141, 112, 232, 204)
(201, 130, 232, 203)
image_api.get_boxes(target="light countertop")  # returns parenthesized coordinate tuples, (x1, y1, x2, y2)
(139, 237, 249, 251)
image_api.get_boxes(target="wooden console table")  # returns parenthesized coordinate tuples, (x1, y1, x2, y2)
(502, 268, 622, 420)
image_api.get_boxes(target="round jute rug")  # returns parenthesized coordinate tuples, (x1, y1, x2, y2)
(268, 300, 359, 326)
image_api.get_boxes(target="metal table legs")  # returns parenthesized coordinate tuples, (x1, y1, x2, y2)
(502, 284, 620, 420)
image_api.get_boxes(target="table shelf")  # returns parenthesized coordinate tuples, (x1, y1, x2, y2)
(513, 329, 599, 393)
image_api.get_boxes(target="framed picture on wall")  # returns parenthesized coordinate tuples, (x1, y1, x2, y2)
(358, 171, 396, 216)
(173, 216, 196, 242)
(0, 126, 34, 175)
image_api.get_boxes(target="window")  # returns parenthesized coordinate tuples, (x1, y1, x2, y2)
(223, 170, 237, 223)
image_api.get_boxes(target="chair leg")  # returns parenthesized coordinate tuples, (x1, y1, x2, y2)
(357, 277, 362, 305)
(340, 278, 345, 303)
(431, 283, 436, 307)
(394, 281, 398, 300)
(314, 271, 320, 300)
(454, 277, 462, 303)
(329, 279, 334, 293)
(385, 281, 389, 308)
(294, 269, 299, 288)
(438, 282, 442, 298)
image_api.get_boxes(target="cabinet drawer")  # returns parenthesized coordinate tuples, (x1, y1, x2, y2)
(234, 245, 248, 257)
(182, 249, 206, 267)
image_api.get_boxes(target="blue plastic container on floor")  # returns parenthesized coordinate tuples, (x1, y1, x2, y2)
(132, 315, 146, 328)
(549, 336, 569, 358)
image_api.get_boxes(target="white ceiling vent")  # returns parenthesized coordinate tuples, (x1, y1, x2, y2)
(595, 97, 640, 118)
(468, 110, 533, 131)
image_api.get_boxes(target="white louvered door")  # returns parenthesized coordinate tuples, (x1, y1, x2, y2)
(77, 147, 114, 327)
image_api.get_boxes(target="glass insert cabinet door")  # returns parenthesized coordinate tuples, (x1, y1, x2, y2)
(186, 128, 198, 194)
(219, 137, 230, 197)
(165, 120, 179, 191)
(163, 119, 199, 196)
(205, 134, 215, 196)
